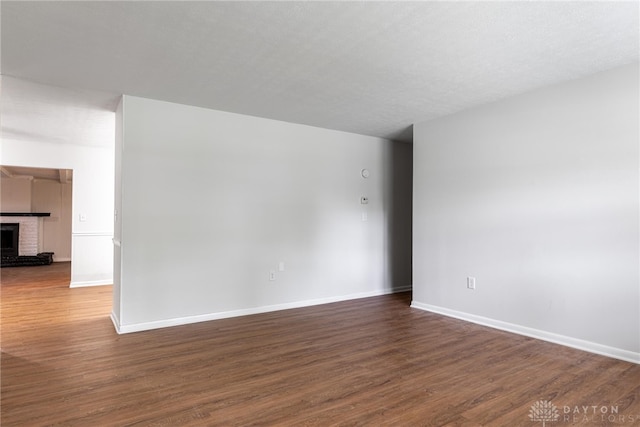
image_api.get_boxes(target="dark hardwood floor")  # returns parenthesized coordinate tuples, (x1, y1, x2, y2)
(1, 263, 639, 426)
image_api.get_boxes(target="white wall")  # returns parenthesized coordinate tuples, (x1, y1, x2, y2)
(412, 63, 639, 363)
(1, 77, 116, 286)
(31, 179, 73, 261)
(112, 98, 124, 325)
(1, 176, 72, 260)
(1, 178, 31, 211)
(1, 139, 115, 285)
(114, 95, 412, 332)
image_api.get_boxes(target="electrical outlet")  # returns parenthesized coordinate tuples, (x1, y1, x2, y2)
(269, 270, 276, 281)
(467, 277, 476, 290)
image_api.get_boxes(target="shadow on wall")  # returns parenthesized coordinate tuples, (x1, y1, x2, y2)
(387, 131, 413, 292)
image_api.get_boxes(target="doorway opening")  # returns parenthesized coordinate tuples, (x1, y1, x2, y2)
(0, 165, 73, 272)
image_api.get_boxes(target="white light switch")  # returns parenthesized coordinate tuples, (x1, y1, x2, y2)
(467, 277, 476, 290)
(79, 213, 87, 222)
(278, 262, 285, 272)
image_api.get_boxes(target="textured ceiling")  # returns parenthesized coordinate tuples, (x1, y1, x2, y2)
(1, 76, 117, 148)
(1, 1, 638, 143)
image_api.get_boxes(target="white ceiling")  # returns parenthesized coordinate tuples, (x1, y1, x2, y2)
(1, 76, 118, 148)
(1, 1, 638, 143)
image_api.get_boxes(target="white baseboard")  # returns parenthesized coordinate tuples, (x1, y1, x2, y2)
(410, 301, 639, 365)
(114, 286, 411, 335)
(70, 279, 113, 288)
(110, 311, 120, 332)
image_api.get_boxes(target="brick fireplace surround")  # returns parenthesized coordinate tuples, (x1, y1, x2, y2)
(0, 213, 51, 266)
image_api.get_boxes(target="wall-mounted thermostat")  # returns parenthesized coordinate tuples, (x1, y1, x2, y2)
(361, 169, 370, 178)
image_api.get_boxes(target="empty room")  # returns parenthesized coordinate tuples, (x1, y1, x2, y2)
(1, 1, 639, 426)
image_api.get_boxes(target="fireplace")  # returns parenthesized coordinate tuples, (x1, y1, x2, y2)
(0, 214, 54, 267)
(1, 223, 20, 257)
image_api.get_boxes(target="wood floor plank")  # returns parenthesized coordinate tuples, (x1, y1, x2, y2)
(2, 263, 639, 426)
